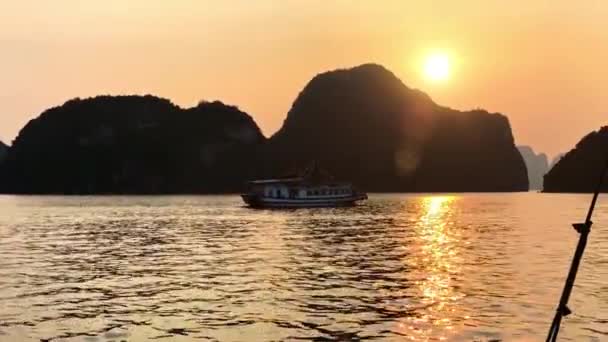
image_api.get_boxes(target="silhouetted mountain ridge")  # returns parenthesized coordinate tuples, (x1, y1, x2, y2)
(0, 64, 529, 194)
(0, 95, 265, 194)
(544, 126, 608, 192)
(265, 63, 528, 191)
(549, 153, 565, 170)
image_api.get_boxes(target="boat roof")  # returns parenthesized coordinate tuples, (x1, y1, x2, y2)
(248, 178, 351, 187)
(249, 178, 304, 185)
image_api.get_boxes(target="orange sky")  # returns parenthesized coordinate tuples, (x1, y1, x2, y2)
(2, 1, 607, 157)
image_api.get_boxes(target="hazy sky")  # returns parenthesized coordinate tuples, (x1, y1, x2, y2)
(2, 1, 607, 157)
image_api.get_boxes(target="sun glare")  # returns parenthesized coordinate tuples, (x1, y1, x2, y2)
(423, 53, 450, 82)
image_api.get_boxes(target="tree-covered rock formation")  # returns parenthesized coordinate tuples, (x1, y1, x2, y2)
(544, 127, 608, 193)
(0, 64, 531, 194)
(517, 145, 549, 190)
(0, 96, 265, 194)
(264, 64, 528, 192)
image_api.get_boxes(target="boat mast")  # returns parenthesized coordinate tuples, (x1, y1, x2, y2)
(546, 157, 608, 341)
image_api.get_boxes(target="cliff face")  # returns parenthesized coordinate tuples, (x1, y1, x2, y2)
(517, 146, 549, 190)
(266, 64, 528, 192)
(0, 96, 265, 194)
(544, 127, 608, 193)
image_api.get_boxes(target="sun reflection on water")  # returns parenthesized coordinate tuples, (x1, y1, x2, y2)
(398, 195, 467, 340)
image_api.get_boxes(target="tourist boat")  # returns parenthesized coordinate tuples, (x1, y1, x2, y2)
(241, 178, 367, 208)
(241, 166, 367, 208)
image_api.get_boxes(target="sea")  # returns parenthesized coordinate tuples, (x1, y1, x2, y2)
(1, 193, 607, 341)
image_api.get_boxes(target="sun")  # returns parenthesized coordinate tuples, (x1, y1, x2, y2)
(423, 53, 450, 82)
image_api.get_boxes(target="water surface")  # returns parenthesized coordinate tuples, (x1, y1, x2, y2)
(1, 193, 607, 341)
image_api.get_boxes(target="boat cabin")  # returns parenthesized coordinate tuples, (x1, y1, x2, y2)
(247, 178, 354, 199)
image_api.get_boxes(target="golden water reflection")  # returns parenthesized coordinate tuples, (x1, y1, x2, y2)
(398, 196, 467, 340)
(1, 195, 604, 340)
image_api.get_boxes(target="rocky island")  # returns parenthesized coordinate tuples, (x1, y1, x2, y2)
(517, 145, 549, 190)
(544, 126, 608, 193)
(0, 96, 265, 194)
(0, 64, 529, 194)
(264, 64, 528, 192)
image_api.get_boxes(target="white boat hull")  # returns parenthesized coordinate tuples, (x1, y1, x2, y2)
(241, 194, 367, 208)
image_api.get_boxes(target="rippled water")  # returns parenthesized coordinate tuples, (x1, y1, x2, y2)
(1, 194, 608, 341)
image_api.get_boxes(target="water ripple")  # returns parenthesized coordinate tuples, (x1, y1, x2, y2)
(1, 193, 607, 341)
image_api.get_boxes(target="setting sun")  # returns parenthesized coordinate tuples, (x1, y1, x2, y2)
(423, 53, 450, 82)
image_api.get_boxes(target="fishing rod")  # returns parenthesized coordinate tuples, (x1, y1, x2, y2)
(546, 156, 608, 341)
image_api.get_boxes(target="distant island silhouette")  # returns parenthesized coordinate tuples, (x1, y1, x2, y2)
(544, 126, 608, 193)
(0, 64, 529, 194)
(517, 145, 548, 190)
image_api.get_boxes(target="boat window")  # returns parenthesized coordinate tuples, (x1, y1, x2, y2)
(307, 190, 312, 196)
